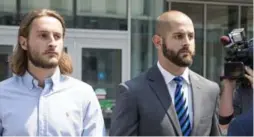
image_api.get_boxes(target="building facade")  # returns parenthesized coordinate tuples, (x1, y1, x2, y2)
(0, 0, 253, 130)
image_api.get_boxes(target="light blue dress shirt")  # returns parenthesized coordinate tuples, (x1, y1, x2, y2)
(0, 68, 105, 136)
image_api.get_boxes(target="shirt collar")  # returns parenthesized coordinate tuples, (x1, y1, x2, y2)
(22, 67, 61, 90)
(157, 61, 190, 85)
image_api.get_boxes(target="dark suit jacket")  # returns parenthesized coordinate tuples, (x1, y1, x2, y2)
(109, 65, 221, 136)
(227, 108, 253, 136)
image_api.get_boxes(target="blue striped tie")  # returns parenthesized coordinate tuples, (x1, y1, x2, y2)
(173, 76, 191, 136)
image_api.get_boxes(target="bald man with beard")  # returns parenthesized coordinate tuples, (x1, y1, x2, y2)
(109, 10, 221, 136)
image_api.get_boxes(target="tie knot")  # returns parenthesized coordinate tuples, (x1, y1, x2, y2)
(173, 76, 184, 85)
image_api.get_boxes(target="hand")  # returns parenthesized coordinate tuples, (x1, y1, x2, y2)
(245, 66, 253, 88)
(222, 79, 236, 92)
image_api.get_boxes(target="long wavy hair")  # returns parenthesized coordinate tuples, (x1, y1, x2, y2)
(9, 9, 73, 76)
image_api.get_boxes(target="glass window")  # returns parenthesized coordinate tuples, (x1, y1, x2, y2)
(241, 6, 253, 39)
(81, 48, 121, 131)
(171, 3, 204, 76)
(20, 0, 74, 27)
(76, 0, 127, 30)
(206, 5, 238, 83)
(0, 0, 17, 25)
(131, 0, 165, 78)
(0, 45, 13, 81)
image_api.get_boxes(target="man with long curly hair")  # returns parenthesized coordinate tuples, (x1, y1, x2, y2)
(0, 9, 105, 136)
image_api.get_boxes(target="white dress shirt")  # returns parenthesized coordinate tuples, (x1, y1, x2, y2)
(0, 67, 105, 136)
(157, 62, 193, 126)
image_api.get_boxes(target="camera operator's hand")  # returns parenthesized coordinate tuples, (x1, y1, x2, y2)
(222, 79, 236, 91)
(219, 78, 236, 130)
(245, 66, 253, 89)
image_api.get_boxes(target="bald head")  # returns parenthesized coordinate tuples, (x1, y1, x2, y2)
(155, 10, 193, 37)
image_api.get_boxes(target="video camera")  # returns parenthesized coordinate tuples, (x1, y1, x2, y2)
(220, 28, 253, 86)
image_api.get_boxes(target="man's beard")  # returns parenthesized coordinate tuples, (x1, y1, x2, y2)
(162, 43, 194, 67)
(27, 47, 60, 69)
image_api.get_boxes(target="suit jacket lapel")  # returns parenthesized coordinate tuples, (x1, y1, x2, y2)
(147, 65, 182, 136)
(189, 71, 203, 136)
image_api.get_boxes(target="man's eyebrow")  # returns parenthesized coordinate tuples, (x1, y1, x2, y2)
(36, 30, 62, 35)
(172, 32, 184, 35)
(172, 32, 194, 35)
(36, 30, 49, 33)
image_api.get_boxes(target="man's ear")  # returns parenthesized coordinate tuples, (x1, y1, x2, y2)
(152, 34, 162, 49)
(19, 36, 28, 50)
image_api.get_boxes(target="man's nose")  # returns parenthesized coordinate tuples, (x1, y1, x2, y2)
(48, 35, 57, 48)
(182, 36, 191, 47)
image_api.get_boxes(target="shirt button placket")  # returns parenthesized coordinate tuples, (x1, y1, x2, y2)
(38, 95, 45, 136)
(38, 83, 50, 136)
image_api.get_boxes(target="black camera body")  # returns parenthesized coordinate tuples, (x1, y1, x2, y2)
(221, 28, 253, 86)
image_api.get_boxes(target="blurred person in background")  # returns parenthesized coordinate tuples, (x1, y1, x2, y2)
(0, 9, 105, 136)
(219, 66, 253, 135)
(227, 107, 253, 136)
